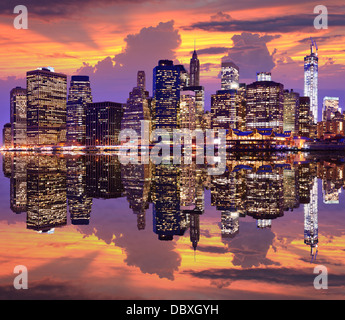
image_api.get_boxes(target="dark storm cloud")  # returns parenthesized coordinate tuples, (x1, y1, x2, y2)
(0, 0, 144, 17)
(185, 13, 345, 33)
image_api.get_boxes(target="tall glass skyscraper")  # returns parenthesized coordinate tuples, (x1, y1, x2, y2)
(66, 75, 93, 146)
(153, 60, 181, 133)
(190, 47, 200, 87)
(221, 62, 239, 90)
(304, 39, 318, 124)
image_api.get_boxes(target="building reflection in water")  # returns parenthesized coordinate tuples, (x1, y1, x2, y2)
(3, 152, 345, 259)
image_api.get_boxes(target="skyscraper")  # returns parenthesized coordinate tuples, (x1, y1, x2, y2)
(180, 90, 196, 131)
(26, 67, 67, 146)
(190, 46, 200, 87)
(121, 71, 151, 142)
(246, 75, 284, 131)
(10, 87, 27, 148)
(221, 62, 239, 90)
(3, 123, 12, 148)
(298, 96, 312, 138)
(322, 96, 340, 121)
(283, 89, 300, 136)
(153, 60, 181, 133)
(85, 101, 124, 147)
(66, 75, 93, 146)
(304, 39, 318, 124)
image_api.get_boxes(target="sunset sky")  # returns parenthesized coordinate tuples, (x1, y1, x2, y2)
(0, 0, 345, 134)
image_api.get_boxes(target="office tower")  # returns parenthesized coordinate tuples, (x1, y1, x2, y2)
(246, 77, 284, 131)
(304, 39, 318, 124)
(283, 89, 300, 136)
(10, 87, 27, 148)
(304, 177, 318, 260)
(180, 90, 196, 131)
(66, 155, 92, 225)
(3, 123, 12, 148)
(190, 47, 200, 87)
(256, 72, 272, 82)
(322, 96, 340, 121)
(121, 71, 151, 141)
(298, 96, 312, 138)
(221, 62, 239, 90)
(153, 60, 181, 133)
(66, 75, 93, 146)
(10, 155, 28, 214)
(211, 89, 238, 132)
(26, 155, 67, 232)
(85, 101, 124, 147)
(283, 167, 299, 211)
(26, 67, 67, 146)
(221, 210, 239, 238)
(177, 64, 189, 89)
(86, 155, 123, 199)
(189, 212, 200, 251)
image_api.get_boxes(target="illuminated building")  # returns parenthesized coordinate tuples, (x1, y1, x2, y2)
(66, 155, 92, 225)
(26, 67, 67, 146)
(183, 85, 205, 130)
(221, 210, 239, 238)
(322, 96, 340, 121)
(121, 71, 151, 142)
(85, 101, 124, 147)
(180, 90, 196, 131)
(298, 96, 313, 138)
(66, 76, 93, 146)
(304, 39, 318, 124)
(26, 155, 67, 232)
(317, 111, 344, 139)
(2, 153, 12, 178)
(256, 72, 272, 82)
(10, 87, 27, 148)
(283, 166, 299, 211)
(283, 89, 300, 136)
(153, 60, 181, 133)
(10, 155, 28, 214)
(3, 123, 12, 148)
(246, 77, 284, 132)
(221, 62, 239, 90)
(190, 47, 200, 87)
(211, 89, 243, 132)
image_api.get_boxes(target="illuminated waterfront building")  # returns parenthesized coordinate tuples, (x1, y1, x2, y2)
(121, 71, 151, 142)
(10, 87, 27, 148)
(322, 96, 340, 121)
(283, 89, 300, 136)
(221, 62, 239, 90)
(26, 67, 67, 146)
(304, 39, 318, 124)
(246, 76, 284, 131)
(66, 76, 93, 146)
(221, 210, 239, 238)
(85, 102, 124, 147)
(152, 60, 181, 133)
(3, 123, 12, 148)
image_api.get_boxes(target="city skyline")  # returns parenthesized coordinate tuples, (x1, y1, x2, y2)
(1, 1, 345, 141)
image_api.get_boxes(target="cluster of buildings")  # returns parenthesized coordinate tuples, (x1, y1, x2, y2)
(2, 39, 345, 150)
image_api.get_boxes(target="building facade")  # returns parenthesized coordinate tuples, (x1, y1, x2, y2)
(10, 87, 27, 148)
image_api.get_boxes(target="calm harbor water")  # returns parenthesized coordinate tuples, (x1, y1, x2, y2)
(0, 151, 344, 299)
